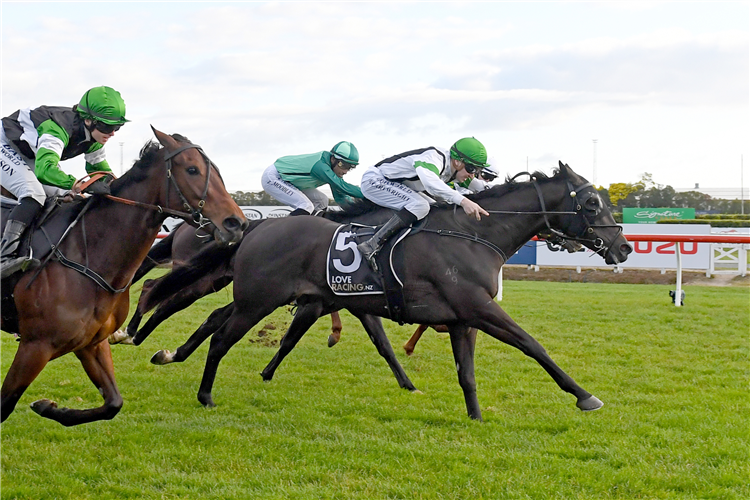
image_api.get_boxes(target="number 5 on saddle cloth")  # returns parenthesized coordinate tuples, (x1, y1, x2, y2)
(326, 223, 411, 324)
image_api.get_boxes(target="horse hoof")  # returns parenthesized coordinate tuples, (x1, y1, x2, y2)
(577, 395, 604, 411)
(411, 389, 424, 395)
(327, 334, 340, 348)
(108, 330, 134, 345)
(198, 394, 215, 408)
(150, 350, 173, 365)
(30, 399, 57, 416)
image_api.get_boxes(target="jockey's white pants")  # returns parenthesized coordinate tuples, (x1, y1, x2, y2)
(261, 164, 329, 214)
(0, 127, 67, 204)
(360, 166, 431, 220)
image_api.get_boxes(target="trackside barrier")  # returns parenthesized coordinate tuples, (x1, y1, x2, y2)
(625, 234, 750, 307)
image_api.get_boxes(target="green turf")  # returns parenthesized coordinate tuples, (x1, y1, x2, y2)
(2, 279, 748, 499)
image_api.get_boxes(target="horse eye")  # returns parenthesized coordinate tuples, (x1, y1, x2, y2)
(585, 197, 599, 209)
(186, 166, 199, 175)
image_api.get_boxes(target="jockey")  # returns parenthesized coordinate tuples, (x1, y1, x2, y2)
(1, 86, 127, 278)
(261, 141, 364, 216)
(356, 137, 490, 267)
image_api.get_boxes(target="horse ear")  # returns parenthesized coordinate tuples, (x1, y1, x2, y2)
(151, 126, 179, 151)
(559, 161, 572, 174)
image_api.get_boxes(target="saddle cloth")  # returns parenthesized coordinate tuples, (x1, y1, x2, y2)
(326, 224, 383, 295)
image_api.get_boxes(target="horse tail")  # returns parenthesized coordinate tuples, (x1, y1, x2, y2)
(139, 219, 264, 313)
(131, 222, 183, 284)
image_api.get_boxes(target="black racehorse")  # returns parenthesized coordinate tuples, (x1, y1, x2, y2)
(146, 162, 631, 421)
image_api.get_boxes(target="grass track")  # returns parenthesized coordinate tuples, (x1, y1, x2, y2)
(2, 279, 748, 499)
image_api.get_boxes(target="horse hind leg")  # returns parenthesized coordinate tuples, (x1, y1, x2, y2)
(261, 298, 324, 381)
(1, 342, 53, 423)
(31, 340, 123, 426)
(327, 311, 342, 347)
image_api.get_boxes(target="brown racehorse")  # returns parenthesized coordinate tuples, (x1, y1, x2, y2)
(0, 127, 246, 426)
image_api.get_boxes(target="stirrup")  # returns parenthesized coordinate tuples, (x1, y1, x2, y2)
(1, 255, 39, 279)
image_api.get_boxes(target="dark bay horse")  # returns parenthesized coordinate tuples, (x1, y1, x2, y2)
(0, 127, 247, 425)
(111, 220, 344, 347)
(150, 162, 631, 420)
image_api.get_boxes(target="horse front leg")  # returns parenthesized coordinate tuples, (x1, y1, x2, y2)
(151, 302, 235, 365)
(1, 341, 53, 422)
(447, 325, 482, 421)
(31, 340, 123, 426)
(198, 304, 276, 407)
(474, 301, 602, 412)
(327, 311, 343, 348)
(261, 299, 324, 381)
(352, 312, 417, 391)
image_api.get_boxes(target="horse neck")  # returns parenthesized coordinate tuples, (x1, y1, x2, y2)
(65, 172, 169, 289)
(437, 181, 568, 257)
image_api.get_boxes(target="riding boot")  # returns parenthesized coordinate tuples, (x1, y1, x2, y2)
(1, 197, 42, 279)
(288, 208, 311, 217)
(357, 209, 416, 271)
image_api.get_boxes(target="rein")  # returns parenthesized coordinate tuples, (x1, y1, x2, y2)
(29, 141, 219, 293)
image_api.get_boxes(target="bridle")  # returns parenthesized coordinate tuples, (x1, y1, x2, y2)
(484, 171, 624, 259)
(101, 142, 219, 229)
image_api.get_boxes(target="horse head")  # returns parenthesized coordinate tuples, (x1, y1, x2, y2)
(547, 161, 632, 265)
(151, 127, 247, 245)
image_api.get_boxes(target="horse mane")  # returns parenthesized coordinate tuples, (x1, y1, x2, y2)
(110, 134, 193, 194)
(325, 198, 383, 221)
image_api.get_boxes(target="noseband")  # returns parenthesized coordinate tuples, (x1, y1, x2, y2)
(163, 143, 212, 227)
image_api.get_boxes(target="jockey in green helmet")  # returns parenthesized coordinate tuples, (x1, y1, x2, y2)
(0, 86, 128, 278)
(356, 137, 490, 269)
(261, 141, 364, 216)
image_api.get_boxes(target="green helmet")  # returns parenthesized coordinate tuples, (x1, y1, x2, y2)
(331, 141, 359, 166)
(77, 86, 129, 125)
(450, 137, 488, 169)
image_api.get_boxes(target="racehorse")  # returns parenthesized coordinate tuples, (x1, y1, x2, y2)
(148, 162, 631, 421)
(0, 127, 247, 425)
(112, 220, 344, 348)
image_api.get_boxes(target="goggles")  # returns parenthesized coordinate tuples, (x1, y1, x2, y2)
(93, 121, 122, 134)
(480, 171, 497, 181)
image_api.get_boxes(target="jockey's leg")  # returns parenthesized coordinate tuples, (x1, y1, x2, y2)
(261, 163, 315, 215)
(1, 196, 42, 278)
(356, 208, 417, 270)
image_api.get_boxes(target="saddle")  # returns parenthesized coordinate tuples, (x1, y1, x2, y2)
(1, 195, 90, 333)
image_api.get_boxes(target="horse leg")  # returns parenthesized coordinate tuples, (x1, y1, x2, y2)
(31, 340, 123, 426)
(474, 301, 602, 411)
(133, 276, 231, 346)
(404, 324, 429, 356)
(447, 325, 482, 421)
(151, 302, 234, 365)
(352, 312, 417, 391)
(327, 311, 342, 348)
(124, 278, 157, 338)
(197, 305, 274, 407)
(1, 342, 53, 422)
(261, 299, 324, 381)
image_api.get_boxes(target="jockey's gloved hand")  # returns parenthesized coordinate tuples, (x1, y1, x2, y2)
(83, 180, 111, 196)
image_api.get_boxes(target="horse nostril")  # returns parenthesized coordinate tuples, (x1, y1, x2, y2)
(223, 216, 243, 232)
(621, 243, 633, 255)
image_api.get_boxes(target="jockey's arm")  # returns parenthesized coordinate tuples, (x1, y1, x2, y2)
(83, 143, 113, 175)
(34, 120, 77, 190)
(311, 161, 363, 200)
(414, 163, 464, 206)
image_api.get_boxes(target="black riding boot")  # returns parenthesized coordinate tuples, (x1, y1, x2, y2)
(1, 197, 42, 279)
(357, 209, 417, 270)
(288, 208, 311, 217)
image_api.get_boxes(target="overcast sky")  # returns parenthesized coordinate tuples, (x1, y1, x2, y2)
(2, 1, 748, 194)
